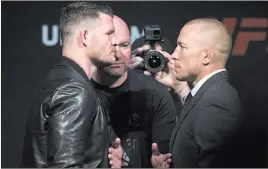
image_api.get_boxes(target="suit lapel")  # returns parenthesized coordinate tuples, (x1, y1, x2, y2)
(169, 71, 229, 151)
(169, 90, 203, 151)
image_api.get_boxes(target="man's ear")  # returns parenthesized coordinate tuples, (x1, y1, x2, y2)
(79, 28, 88, 47)
(201, 49, 215, 65)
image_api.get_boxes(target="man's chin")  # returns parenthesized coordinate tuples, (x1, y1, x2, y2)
(103, 67, 127, 77)
(176, 74, 195, 83)
(91, 58, 113, 68)
(176, 75, 187, 82)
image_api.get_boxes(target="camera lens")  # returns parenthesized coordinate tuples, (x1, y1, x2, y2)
(144, 50, 165, 73)
(148, 55, 161, 68)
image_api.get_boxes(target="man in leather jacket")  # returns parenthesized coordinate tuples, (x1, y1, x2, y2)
(21, 2, 124, 168)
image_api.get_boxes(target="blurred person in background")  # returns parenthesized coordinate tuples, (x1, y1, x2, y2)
(91, 15, 176, 168)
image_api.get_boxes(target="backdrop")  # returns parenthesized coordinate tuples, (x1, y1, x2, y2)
(2, 1, 268, 167)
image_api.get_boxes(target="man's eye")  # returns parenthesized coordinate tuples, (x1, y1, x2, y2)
(180, 45, 186, 49)
(119, 44, 129, 47)
(107, 31, 114, 35)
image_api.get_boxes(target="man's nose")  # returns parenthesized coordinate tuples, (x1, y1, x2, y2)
(171, 53, 178, 60)
(111, 34, 117, 46)
(115, 46, 122, 60)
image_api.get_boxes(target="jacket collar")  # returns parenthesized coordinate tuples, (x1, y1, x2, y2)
(59, 56, 90, 83)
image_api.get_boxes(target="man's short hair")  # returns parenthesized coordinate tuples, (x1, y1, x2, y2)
(59, 2, 114, 42)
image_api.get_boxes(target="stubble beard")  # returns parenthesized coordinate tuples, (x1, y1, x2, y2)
(102, 64, 128, 77)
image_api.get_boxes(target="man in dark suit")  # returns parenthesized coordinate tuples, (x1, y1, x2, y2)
(151, 18, 245, 167)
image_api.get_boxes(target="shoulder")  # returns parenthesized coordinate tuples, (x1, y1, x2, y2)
(47, 64, 86, 81)
(128, 69, 169, 92)
(50, 78, 96, 105)
(127, 69, 176, 113)
(42, 62, 94, 91)
(198, 78, 244, 120)
(203, 78, 240, 103)
(127, 69, 173, 100)
(40, 65, 97, 106)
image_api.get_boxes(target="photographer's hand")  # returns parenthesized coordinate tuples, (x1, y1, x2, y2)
(129, 45, 150, 69)
(129, 44, 163, 70)
(144, 50, 176, 88)
(130, 42, 190, 105)
(147, 50, 191, 105)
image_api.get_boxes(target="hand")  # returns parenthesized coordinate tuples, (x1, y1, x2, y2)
(151, 143, 172, 168)
(108, 138, 123, 168)
(129, 45, 150, 69)
(144, 50, 190, 96)
(129, 56, 144, 69)
(144, 50, 176, 89)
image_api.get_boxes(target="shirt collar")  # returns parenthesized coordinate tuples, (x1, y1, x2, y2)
(191, 69, 226, 97)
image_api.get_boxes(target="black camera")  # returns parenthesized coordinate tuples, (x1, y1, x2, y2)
(143, 25, 166, 73)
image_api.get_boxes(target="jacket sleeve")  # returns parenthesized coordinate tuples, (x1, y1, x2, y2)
(46, 79, 96, 167)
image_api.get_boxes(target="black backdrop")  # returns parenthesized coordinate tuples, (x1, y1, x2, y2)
(2, 1, 268, 167)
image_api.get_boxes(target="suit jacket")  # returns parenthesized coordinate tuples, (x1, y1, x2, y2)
(21, 57, 113, 168)
(170, 71, 245, 168)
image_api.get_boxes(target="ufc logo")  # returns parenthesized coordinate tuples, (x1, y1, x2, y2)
(220, 18, 267, 56)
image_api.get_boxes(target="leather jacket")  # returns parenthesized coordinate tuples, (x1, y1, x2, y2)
(21, 57, 114, 168)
